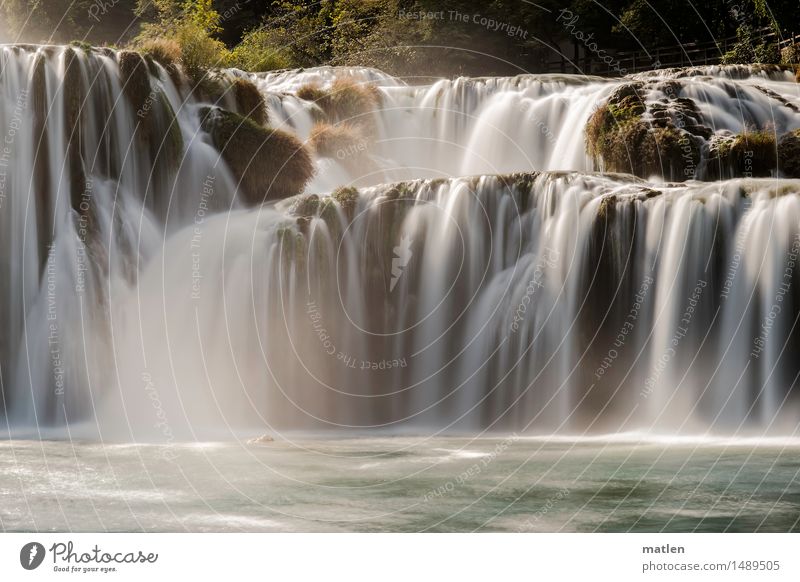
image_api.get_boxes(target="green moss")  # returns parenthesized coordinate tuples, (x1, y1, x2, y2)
(69, 40, 93, 53)
(778, 129, 800, 178)
(290, 194, 320, 218)
(597, 195, 617, 221)
(715, 130, 777, 177)
(200, 107, 314, 204)
(331, 186, 359, 207)
(232, 77, 267, 125)
(586, 83, 646, 162)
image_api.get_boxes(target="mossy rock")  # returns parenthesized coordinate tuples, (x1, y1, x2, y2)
(597, 194, 618, 221)
(708, 131, 777, 178)
(195, 74, 228, 104)
(148, 92, 184, 180)
(778, 129, 800, 178)
(331, 185, 359, 217)
(118, 51, 152, 114)
(200, 107, 314, 204)
(587, 81, 704, 180)
(69, 40, 93, 53)
(290, 193, 320, 218)
(233, 77, 267, 125)
(649, 126, 700, 180)
(586, 83, 646, 161)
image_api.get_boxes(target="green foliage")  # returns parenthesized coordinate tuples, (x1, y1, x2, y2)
(722, 25, 780, 65)
(135, 0, 230, 82)
(2, 0, 138, 44)
(229, 28, 294, 72)
(175, 22, 231, 81)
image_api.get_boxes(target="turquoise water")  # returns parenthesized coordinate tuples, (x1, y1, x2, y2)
(1, 436, 798, 532)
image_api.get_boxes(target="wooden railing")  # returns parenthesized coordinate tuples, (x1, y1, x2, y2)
(542, 28, 800, 76)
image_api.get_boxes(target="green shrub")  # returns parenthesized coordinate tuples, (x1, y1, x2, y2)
(781, 44, 800, 65)
(722, 25, 781, 65)
(229, 28, 294, 72)
(175, 22, 230, 83)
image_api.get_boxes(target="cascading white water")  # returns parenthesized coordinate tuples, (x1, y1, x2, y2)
(2, 46, 800, 439)
(252, 64, 800, 189)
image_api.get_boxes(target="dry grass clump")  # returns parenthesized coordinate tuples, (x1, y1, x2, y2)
(201, 107, 313, 204)
(296, 77, 380, 135)
(308, 122, 371, 173)
(232, 77, 268, 126)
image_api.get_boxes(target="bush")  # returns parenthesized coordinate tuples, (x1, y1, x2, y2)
(133, 0, 230, 85)
(200, 107, 314, 204)
(781, 44, 800, 65)
(722, 25, 781, 65)
(229, 28, 294, 72)
(175, 22, 230, 83)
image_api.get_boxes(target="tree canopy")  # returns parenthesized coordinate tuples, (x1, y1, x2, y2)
(1, 0, 796, 75)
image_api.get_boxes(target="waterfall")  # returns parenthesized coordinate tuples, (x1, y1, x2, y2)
(1, 46, 799, 439)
